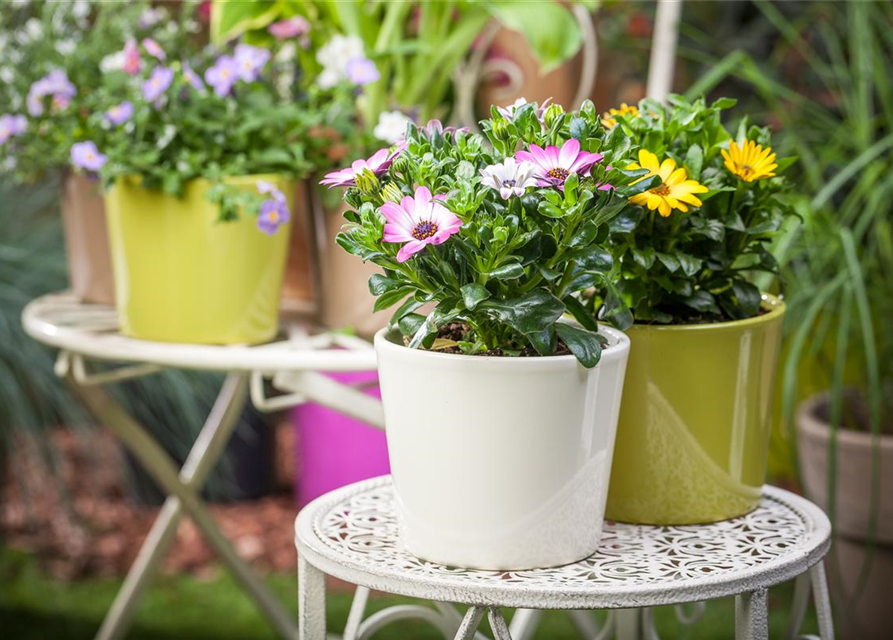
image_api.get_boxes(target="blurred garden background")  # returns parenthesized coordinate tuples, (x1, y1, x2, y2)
(1, 1, 891, 638)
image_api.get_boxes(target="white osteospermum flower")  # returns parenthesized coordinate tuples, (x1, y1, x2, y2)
(55, 39, 77, 56)
(497, 97, 530, 120)
(480, 157, 539, 200)
(373, 111, 412, 145)
(316, 34, 365, 88)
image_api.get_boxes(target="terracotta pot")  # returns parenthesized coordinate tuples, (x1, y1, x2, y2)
(280, 181, 319, 319)
(60, 173, 115, 305)
(312, 190, 390, 337)
(797, 393, 893, 640)
(476, 27, 583, 115)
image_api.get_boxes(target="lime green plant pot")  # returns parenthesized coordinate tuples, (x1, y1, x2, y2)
(606, 294, 786, 525)
(104, 175, 293, 345)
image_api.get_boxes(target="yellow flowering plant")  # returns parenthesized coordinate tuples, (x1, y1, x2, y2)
(594, 95, 797, 324)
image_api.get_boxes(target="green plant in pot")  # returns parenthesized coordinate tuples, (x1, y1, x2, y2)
(85, 33, 353, 344)
(323, 100, 643, 570)
(595, 95, 797, 525)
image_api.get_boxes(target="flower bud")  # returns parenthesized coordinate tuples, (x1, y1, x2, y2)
(491, 117, 511, 142)
(381, 182, 403, 203)
(543, 103, 564, 128)
(355, 168, 379, 196)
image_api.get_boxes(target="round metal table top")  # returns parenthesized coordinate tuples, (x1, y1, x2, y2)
(295, 476, 831, 610)
(22, 292, 378, 373)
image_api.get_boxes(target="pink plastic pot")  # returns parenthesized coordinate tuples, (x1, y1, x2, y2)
(292, 370, 389, 506)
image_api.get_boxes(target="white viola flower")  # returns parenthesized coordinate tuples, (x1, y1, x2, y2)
(72, 0, 91, 20)
(55, 39, 77, 56)
(275, 42, 297, 63)
(157, 124, 177, 150)
(0, 66, 15, 84)
(315, 34, 365, 88)
(17, 18, 43, 44)
(374, 111, 412, 145)
(100, 50, 126, 73)
(480, 157, 539, 200)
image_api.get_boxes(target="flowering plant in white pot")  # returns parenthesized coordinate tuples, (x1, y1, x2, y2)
(323, 101, 643, 570)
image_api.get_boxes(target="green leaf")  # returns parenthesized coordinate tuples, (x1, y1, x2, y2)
(368, 274, 404, 296)
(481, 290, 566, 336)
(570, 247, 613, 272)
(731, 280, 762, 317)
(460, 283, 490, 310)
(555, 323, 603, 368)
(683, 144, 704, 180)
(656, 252, 680, 272)
(211, 0, 282, 44)
(563, 295, 599, 332)
(537, 200, 566, 218)
(398, 313, 426, 338)
(373, 287, 413, 313)
(682, 290, 720, 314)
(601, 281, 634, 330)
(489, 263, 526, 280)
(676, 253, 703, 277)
(486, 2, 583, 73)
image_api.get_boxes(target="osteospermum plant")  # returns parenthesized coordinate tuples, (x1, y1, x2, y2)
(594, 95, 796, 324)
(324, 101, 650, 367)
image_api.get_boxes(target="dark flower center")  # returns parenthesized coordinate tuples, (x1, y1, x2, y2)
(412, 220, 438, 241)
(650, 183, 671, 196)
(546, 167, 570, 182)
(503, 179, 516, 187)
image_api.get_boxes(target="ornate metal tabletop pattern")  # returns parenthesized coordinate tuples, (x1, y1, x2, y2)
(296, 476, 831, 612)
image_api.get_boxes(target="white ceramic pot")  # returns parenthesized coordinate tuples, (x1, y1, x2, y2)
(374, 326, 631, 570)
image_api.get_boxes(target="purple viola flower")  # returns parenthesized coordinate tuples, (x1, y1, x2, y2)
(26, 70, 76, 116)
(257, 180, 286, 202)
(257, 198, 290, 235)
(345, 57, 379, 86)
(142, 37, 166, 61)
(233, 44, 270, 82)
(205, 55, 239, 97)
(71, 141, 107, 172)
(104, 101, 134, 125)
(182, 62, 205, 92)
(142, 66, 174, 102)
(0, 114, 27, 145)
(268, 16, 310, 40)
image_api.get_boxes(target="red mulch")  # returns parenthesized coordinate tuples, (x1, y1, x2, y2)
(1, 423, 300, 581)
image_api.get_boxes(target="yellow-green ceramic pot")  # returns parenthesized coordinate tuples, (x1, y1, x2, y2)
(606, 294, 785, 524)
(105, 175, 293, 344)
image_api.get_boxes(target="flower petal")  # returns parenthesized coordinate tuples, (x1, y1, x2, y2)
(558, 138, 581, 168)
(396, 240, 427, 262)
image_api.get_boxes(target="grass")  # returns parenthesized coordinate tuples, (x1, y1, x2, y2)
(0, 548, 821, 639)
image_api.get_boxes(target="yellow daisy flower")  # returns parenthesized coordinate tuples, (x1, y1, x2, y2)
(601, 103, 639, 129)
(627, 149, 709, 218)
(721, 139, 777, 182)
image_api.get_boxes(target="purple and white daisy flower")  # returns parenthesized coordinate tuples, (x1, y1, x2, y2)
(70, 141, 107, 172)
(0, 114, 27, 145)
(381, 186, 463, 263)
(204, 55, 239, 97)
(345, 57, 379, 86)
(141, 38, 166, 60)
(480, 157, 539, 200)
(142, 66, 174, 102)
(515, 138, 603, 188)
(420, 119, 469, 139)
(104, 101, 134, 126)
(234, 44, 270, 82)
(497, 97, 552, 123)
(268, 16, 310, 40)
(320, 144, 406, 188)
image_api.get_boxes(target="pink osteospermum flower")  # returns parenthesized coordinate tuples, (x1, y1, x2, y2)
(320, 144, 406, 188)
(381, 186, 462, 263)
(516, 138, 602, 187)
(515, 138, 603, 188)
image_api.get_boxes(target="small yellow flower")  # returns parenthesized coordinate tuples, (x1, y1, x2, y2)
(627, 149, 709, 217)
(721, 139, 777, 182)
(601, 103, 639, 129)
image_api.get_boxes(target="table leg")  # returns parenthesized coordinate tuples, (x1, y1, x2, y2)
(92, 374, 248, 640)
(785, 572, 811, 640)
(736, 589, 769, 640)
(488, 607, 513, 640)
(810, 563, 835, 640)
(298, 555, 326, 640)
(508, 609, 542, 640)
(75, 376, 298, 640)
(455, 607, 485, 640)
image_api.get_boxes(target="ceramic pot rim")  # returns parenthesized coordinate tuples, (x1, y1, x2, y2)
(627, 292, 785, 333)
(797, 392, 893, 449)
(374, 324, 630, 371)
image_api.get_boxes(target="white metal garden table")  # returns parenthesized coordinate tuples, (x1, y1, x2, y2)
(22, 292, 384, 640)
(295, 476, 835, 640)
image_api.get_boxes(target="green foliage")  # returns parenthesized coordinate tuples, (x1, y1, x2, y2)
(598, 95, 796, 324)
(331, 101, 641, 367)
